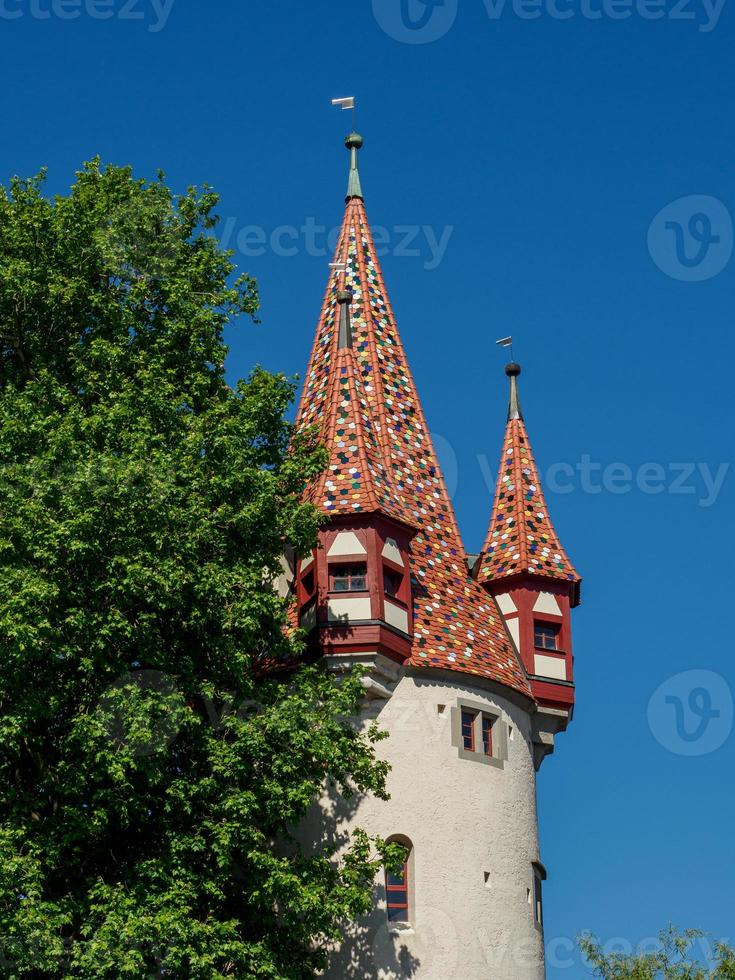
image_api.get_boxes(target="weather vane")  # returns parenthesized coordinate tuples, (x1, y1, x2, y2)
(331, 96, 356, 129)
(496, 335, 515, 361)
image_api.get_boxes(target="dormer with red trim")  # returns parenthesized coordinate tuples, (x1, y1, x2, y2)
(475, 363, 582, 717)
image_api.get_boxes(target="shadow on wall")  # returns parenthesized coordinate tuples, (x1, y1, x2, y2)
(326, 920, 421, 980)
(297, 773, 421, 979)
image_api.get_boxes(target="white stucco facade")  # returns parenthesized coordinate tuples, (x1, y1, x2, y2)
(299, 661, 547, 980)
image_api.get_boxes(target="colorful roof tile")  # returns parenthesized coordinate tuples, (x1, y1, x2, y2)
(476, 363, 581, 597)
(294, 136, 531, 696)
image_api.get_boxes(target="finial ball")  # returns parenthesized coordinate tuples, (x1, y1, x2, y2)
(505, 362, 521, 377)
(345, 132, 364, 150)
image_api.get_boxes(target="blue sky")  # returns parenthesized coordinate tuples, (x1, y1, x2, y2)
(2, 0, 733, 973)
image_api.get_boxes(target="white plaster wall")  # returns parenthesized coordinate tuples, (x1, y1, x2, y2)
(382, 537, 404, 566)
(533, 593, 562, 616)
(506, 616, 521, 651)
(384, 600, 409, 634)
(534, 653, 567, 681)
(328, 531, 367, 557)
(328, 596, 371, 622)
(298, 672, 545, 980)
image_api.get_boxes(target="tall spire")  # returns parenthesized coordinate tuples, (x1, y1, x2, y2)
(476, 363, 580, 601)
(345, 132, 364, 201)
(506, 362, 523, 420)
(293, 136, 531, 695)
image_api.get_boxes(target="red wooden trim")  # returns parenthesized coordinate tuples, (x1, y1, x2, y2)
(461, 710, 476, 751)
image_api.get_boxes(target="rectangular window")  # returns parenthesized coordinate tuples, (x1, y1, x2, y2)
(331, 565, 367, 593)
(534, 621, 560, 651)
(386, 863, 409, 922)
(461, 710, 476, 751)
(532, 863, 546, 928)
(383, 568, 402, 598)
(453, 703, 506, 769)
(301, 570, 315, 597)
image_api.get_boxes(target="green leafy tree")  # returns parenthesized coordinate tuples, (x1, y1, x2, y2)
(580, 928, 735, 979)
(0, 162, 399, 978)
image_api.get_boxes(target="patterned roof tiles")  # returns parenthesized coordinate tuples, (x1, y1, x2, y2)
(476, 410, 581, 594)
(295, 195, 531, 697)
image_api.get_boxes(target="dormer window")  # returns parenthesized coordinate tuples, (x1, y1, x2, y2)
(301, 569, 315, 597)
(534, 621, 560, 651)
(383, 568, 403, 599)
(331, 564, 367, 593)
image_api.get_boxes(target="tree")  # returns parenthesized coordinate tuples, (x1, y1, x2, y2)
(580, 928, 735, 979)
(0, 162, 399, 978)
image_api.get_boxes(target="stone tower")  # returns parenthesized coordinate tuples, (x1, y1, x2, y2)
(291, 132, 581, 980)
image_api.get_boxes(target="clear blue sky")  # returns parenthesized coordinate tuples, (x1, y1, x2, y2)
(2, 0, 733, 973)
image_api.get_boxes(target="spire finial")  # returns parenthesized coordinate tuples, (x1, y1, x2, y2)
(331, 98, 363, 202)
(505, 362, 523, 421)
(345, 131, 364, 201)
(337, 289, 353, 348)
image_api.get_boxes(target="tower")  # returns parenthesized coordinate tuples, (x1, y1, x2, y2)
(292, 132, 581, 980)
(474, 362, 581, 758)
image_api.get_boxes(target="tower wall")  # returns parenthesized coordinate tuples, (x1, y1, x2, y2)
(298, 667, 546, 980)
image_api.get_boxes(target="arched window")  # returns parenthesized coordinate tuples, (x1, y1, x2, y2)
(384, 836, 413, 927)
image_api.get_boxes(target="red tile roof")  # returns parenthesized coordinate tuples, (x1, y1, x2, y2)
(295, 193, 531, 697)
(476, 412, 581, 595)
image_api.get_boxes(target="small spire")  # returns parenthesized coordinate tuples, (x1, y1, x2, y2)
(505, 362, 523, 421)
(345, 131, 364, 201)
(337, 289, 353, 348)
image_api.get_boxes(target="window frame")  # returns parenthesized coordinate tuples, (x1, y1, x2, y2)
(534, 620, 561, 652)
(461, 710, 477, 752)
(532, 862, 547, 930)
(482, 715, 494, 757)
(329, 563, 369, 594)
(384, 836, 414, 930)
(450, 699, 508, 769)
(383, 566, 404, 601)
(385, 862, 409, 922)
